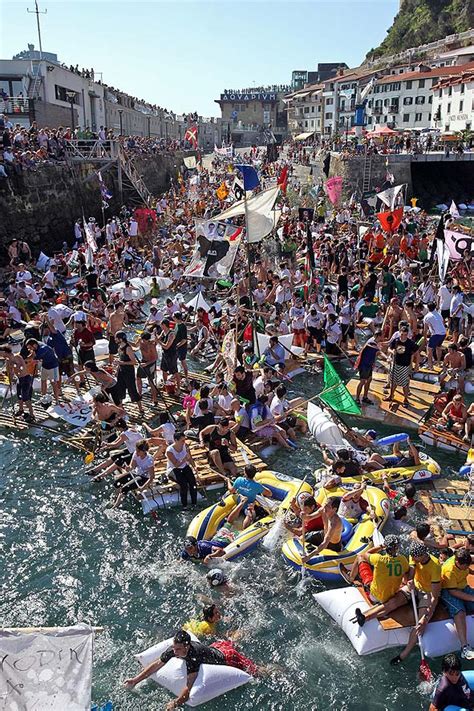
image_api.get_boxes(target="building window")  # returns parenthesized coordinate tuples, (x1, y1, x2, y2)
(445, 124, 450, 131)
(458, 100, 463, 112)
(55, 85, 80, 104)
(403, 97, 413, 105)
(311, 105, 315, 112)
(447, 102, 451, 113)
(406, 80, 412, 89)
(415, 96, 425, 104)
(325, 112, 332, 119)
(438, 89, 442, 97)
(428, 113, 431, 121)
(415, 112, 422, 122)
(460, 84, 465, 94)
(419, 79, 425, 88)
(428, 95, 433, 103)
(326, 98, 333, 105)
(448, 87, 452, 96)
(403, 113, 410, 122)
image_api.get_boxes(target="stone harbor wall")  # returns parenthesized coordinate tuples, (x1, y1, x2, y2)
(0, 152, 189, 265)
(322, 152, 474, 209)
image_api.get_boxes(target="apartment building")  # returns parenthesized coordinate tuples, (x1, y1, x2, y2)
(431, 65, 474, 132)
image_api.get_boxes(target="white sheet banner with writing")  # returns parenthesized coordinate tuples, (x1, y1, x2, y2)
(49, 399, 92, 428)
(0, 626, 93, 710)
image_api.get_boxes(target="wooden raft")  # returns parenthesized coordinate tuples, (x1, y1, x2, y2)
(418, 478, 474, 535)
(346, 372, 440, 430)
(419, 417, 471, 455)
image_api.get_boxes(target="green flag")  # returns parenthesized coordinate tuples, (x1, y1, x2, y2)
(319, 355, 361, 415)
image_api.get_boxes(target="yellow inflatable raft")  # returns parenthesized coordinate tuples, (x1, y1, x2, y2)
(186, 470, 313, 561)
(281, 484, 389, 582)
(313, 451, 440, 487)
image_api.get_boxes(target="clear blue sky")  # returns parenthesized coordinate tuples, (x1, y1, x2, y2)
(1, 0, 399, 116)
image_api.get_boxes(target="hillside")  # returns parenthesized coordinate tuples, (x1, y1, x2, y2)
(366, 0, 473, 60)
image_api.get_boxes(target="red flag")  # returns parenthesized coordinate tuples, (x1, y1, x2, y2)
(243, 322, 253, 341)
(377, 207, 403, 233)
(277, 166, 289, 194)
(185, 125, 198, 148)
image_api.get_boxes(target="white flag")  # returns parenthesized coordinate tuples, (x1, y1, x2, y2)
(376, 184, 404, 211)
(436, 239, 451, 282)
(449, 200, 460, 218)
(214, 185, 280, 242)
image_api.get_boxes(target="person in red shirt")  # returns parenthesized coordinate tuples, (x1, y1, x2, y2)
(72, 321, 96, 369)
(285, 494, 323, 538)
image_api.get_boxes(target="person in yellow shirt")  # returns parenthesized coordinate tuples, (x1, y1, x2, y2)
(348, 535, 410, 627)
(440, 548, 474, 660)
(183, 604, 222, 638)
(391, 542, 441, 666)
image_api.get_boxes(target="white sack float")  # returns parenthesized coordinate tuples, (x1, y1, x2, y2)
(142, 276, 173, 292)
(307, 402, 346, 449)
(110, 276, 172, 299)
(136, 634, 251, 706)
(314, 586, 474, 657)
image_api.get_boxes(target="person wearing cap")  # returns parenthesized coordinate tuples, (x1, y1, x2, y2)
(123, 629, 258, 707)
(346, 535, 410, 627)
(206, 568, 228, 590)
(390, 542, 441, 665)
(440, 548, 474, 659)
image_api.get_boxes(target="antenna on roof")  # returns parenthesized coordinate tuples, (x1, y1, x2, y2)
(27, 0, 47, 60)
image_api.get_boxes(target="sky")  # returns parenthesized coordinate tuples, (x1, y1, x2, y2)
(1, 0, 399, 116)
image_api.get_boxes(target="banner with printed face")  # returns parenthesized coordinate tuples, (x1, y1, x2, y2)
(184, 220, 243, 278)
(444, 229, 474, 261)
(0, 626, 93, 710)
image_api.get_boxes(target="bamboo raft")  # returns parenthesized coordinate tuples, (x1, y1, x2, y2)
(346, 371, 440, 430)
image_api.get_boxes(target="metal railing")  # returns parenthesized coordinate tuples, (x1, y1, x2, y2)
(0, 96, 34, 115)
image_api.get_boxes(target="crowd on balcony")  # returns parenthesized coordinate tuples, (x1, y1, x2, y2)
(0, 116, 197, 178)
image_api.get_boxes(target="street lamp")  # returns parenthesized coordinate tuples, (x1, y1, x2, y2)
(118, 108, 123, 136)
(65, 90, 76, 133)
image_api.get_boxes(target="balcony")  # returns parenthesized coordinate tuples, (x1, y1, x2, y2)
(0, 96, 34, 117)
(372, 107, 383, 116)
(389, 104, 399, 113)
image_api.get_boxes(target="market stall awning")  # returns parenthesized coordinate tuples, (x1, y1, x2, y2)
(295, 131, 314, 140)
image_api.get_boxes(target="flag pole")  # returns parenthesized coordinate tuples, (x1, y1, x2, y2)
(243, 188, 259, 357)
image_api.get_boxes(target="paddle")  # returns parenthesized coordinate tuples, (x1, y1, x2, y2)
(263, 474, 309, 553)
(410, 588, 432, 683)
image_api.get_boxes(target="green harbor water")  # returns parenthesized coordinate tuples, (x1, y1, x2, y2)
(2, 356, 471, 711)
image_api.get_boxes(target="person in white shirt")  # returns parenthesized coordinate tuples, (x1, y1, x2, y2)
(304, 306, 325, 354)
(325, 313, 342, 356)
(449, 286, 464, 343)
(18, 282, 40, 305)
(47, 305, 67, 334)
(423, 302, 447, 368)
(128, 218, 138, 237)
(253, 283, 267, 307)
(289, 298, 306, 347)
(16, 266, 32, 284)
(437, 278, 453, 321)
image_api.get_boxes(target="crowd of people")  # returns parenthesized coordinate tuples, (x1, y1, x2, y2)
(1, 134, 473, 708)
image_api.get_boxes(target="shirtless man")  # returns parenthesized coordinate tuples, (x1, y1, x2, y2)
(301, 496, 343, 562)
(382, 297, 403, 340)
(439, 343, 466, 393)
(107, 302, 126, 365)
(0, 346, 35, 420)
(136, 331, 159, 403)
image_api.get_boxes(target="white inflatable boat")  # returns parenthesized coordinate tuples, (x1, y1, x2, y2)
(314, 586, 474, 657)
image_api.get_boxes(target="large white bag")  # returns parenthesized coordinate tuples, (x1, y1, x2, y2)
(136, 635, 252, 706)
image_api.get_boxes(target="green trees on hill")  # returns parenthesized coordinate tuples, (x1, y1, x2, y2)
(366, 0, 473, 60)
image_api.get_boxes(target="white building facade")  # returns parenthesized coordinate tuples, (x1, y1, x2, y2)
(431, 67, 474, 132)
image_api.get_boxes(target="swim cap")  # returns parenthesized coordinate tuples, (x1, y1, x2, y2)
(206, 569, 226, 587)
(410, 542, 429, 559)
(384, 535, 400, 554)
(365, 429, 377, 440)
(296, 491, 312, 507)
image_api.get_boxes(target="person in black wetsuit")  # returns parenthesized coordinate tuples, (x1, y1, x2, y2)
(114, 331, 144, 415)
